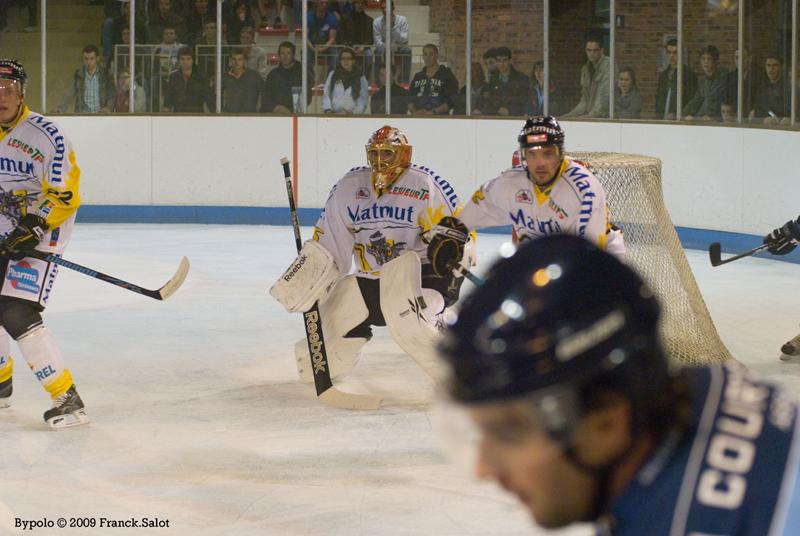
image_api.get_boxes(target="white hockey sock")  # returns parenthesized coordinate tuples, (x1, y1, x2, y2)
(16, 325, 73, 399)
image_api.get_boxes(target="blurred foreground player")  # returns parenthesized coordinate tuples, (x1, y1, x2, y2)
(439, 234, 800, 535)
(271, 125, 471, 381)
(763, 215, 800, 360)
(0, 59, 87, 429)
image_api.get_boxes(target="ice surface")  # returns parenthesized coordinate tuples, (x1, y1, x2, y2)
(1, 224, 798, 536)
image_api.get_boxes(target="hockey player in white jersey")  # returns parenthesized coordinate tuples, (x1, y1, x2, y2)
(763, 214, 800, 360)
(0, 59, 88, 429)
(439, 234, 800, 535)
(425, 116, 624, 277)
(271, 125, 470, 381)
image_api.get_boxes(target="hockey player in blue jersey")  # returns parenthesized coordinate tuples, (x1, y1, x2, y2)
(438, 234, 800, 535)
(763, 215, 800, 360)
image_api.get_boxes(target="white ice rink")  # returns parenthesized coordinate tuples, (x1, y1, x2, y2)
(2, 224, 800, 536)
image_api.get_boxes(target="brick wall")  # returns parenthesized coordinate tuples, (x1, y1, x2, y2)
(421, 0, 792, 118)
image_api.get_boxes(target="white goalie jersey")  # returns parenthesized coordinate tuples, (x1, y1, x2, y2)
(313, 164, 460, 278)
(459, 158, 625, 257)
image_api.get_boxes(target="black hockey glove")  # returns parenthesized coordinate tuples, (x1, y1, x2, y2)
(764, 218, 800, 256)
(427, 216, 469, 277)
(0, 214, 48, 261)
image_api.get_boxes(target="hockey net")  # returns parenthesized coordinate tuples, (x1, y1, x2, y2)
(567, 152, 732, 365)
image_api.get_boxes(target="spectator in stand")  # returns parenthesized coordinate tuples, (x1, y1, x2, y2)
(113, 69, 147, 112)
(655, 38, 697, 120)
(454, 62, 491, 115)
(752, 55, 790, 125)
(683, 45, 728, 121)
(322, 46, 368, 114)
(373, 1, 410, 83)
(370, 62, 408, 115)
(483, 48, 499, 81)
(564, 35, 610, 118)
(101, 0, 123, 60)
(722, 48, 758, 121)
(720, 99, 736, 123)
(151, 25, 186, 111)
(407, 44, 458, 115)
(615, 66, 641, 119)
(336, 0, 373, 82)
(252, 0, 280, 27)
(530, 60, 560, 116)
(147, 0, 185, 44)
(307, 0, 338, 71)
(164, 46, 212, 112)
(239, 24, 268, 78)
(486, 46, 530, 116)
(193, 20, 223, 79)
(261, 41, 312, 113)
(227, 0, 255, 44)
(185, 0, 215, 47)
(223, 48, 261, 112)
(108, 2, 145, 72)
(55, 45, 116, 113)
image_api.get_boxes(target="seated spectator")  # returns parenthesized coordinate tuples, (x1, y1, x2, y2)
(307, 0, 338, 71)
(720, 100, 736, 123)
(615, 66, 642, 119)
(154, 25, 185, 80)
(407, 44, 458, 115)
(239, 24, 268, 78)
(722, 48, 758, 120)
(530, 60, 560, 116)
(564, 35, 609, 118)
(455, 62, 493, 115)
(163, 47, 212, 112)
(113, 69, 147, 113)
(683, 45, 728, 121)
(482, 48, 499, 81)
(147, 0, 185, 44)
(55, 44, 116, 113)
(322, 46, 368, 114)
(370, 63, 408, 115)
(223, 48, 262, 112)
(185, 0, 216, 47)
(486, 46, 530, 116)
(336, 0, 374, 81)
(261, 41, 313, 113)
(227, 0, 255, 44)
(655, 38, 697, 120)
(752, 55, 790, 125)
(373, 1, 410, 83)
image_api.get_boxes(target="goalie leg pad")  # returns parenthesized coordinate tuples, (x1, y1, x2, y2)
(270, 240, 339, 313)
(294, 275, 370, 382)
(380, 251, 445, 381)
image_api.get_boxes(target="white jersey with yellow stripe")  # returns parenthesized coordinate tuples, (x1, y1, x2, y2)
(459, 158, 624, 257)
(0, 106, 81, 253)
(313, 164, 460, 279)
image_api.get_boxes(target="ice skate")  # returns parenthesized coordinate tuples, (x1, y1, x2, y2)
(780, 334, 800, 361)
(0, 377, 10, 409)
(44, 385, 89, 429)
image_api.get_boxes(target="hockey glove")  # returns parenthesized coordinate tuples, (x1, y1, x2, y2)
(0, 214, 48, 261)
(764, 218, 800, 256)
(426, 216, 469, 277)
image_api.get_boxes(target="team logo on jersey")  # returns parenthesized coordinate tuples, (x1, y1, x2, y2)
(6, 261, 40, 294)
(347, 203, 415, 224)
(385, 185, 430, 201)
(471, 187, 486, 205)
(0, 157, 34, 177)
(7, 138, 45, 163)
(366, 231, 406, 265)
(547, 198, 568, 219)
(356, 187, 370, 200)
(515, 189, 534, 204)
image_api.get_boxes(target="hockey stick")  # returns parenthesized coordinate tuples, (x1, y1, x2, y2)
(279, 157, 382, 410)
(22, 249, 190, 300)
(454, 265, 484, 286)
(708, 242, 771, 267)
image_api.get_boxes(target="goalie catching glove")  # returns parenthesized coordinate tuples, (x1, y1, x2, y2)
(426, 216, 469, 277)
(764, 217, 800, 256)
(0, 214, 48, 261)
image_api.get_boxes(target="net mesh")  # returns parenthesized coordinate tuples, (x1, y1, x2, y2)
(567, 152, 732, 365)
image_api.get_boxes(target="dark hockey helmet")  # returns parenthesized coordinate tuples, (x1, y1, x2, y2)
(440, 234, 668, 443)
(0, 59, 27, 97)
(518, 115, 565, 156)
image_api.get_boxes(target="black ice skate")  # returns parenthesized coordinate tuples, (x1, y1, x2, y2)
(0, 377, 10, 409)
(44, 385, 90, 429)
(780, 334, 800, 361)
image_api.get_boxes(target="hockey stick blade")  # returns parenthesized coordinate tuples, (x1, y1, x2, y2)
(708, 242, 771, 267)
(156, 256, 191, 300)
(319, 387, 382, 410)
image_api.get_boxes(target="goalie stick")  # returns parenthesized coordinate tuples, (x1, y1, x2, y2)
(23, 249, 190, 300)
(279, 157, 382, 410)
(708, 242, 771, 267)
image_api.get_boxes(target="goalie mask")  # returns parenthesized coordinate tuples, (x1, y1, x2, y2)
(366, 125, 412, 193)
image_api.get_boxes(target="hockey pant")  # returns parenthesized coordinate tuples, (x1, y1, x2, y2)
(0, 256, 74, 400)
